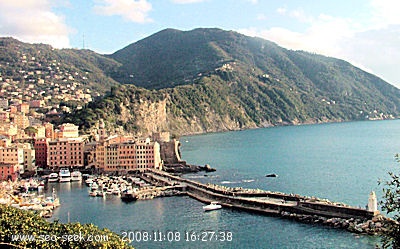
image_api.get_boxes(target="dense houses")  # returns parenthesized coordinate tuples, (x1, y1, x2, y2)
(0, 99, 164, 180)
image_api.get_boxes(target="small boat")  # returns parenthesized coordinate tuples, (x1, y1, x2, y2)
(48, 173, 59, 182)
(203, 202, 222, 211)
(70, 171, 82, 182)
(89, 191, 97, 197)
(120, 190, 137, 202)
(58, 168, 71, 182)
(85, 176, 94, 186)
(265, 173, 278, 178)
(90, 182, 99, 191)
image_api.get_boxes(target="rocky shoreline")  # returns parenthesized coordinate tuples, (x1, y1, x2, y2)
(162, 163, 216, 174)
(280, 212, 392, 235)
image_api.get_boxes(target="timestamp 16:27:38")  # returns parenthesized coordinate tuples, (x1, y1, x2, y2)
(121, 230, 233, 243)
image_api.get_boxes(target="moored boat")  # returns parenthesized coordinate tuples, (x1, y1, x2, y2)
(120, 190, 137, 202)
(58, 168, 71, 182)
(203, 202, 222, 211)
(48, 173, 59, 182)
(71, 171, 82, 182)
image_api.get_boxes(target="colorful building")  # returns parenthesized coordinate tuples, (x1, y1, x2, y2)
(48, 137, 84, 169)
(34, 138, 49, 168)
(104, 138, 163, 172)
(0, 163, 19, 181)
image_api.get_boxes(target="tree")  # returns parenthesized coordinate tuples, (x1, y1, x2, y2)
(379, 154, 400, 248)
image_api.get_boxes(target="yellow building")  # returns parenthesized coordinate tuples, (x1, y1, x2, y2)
(0, 146, 24, 173)
(13, 113, 29, 129)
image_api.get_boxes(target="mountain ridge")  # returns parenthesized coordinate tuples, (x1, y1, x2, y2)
(1, 28, 400, 136)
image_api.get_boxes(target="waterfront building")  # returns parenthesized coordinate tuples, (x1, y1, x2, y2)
(104, 138, 163, 172)
(0, 146, 24, 174)
(0, 163, 19, 181)
(34, 138, 49, 168)
(17, 143, 36, 172)
(48, 137, 84, 169)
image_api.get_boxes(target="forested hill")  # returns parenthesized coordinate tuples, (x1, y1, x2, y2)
(2, 28, 400, 136)
(64, 29, 400, 136)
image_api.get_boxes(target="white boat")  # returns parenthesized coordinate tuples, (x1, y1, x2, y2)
(58, 168, 71, 182)
(85, 176, 94, 186)
(48, 173, 59, 182)
(70, 171, 82, 182)
(90, 182, 99, 190)
(203, 202, 222, 211)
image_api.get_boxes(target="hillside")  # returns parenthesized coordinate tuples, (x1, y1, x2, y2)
(0, 37, 120, 107)
(2, 29, 400, 136)
(62, 28, 400, 136)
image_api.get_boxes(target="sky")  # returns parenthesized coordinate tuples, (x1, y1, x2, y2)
(1, 0, 400, 88)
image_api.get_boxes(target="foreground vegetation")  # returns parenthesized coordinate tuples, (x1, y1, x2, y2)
(0, 205, 133, 249)
(379, 155, 400, 248)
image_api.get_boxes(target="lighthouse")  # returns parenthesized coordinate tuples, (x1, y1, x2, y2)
(367, 191, 378, 213)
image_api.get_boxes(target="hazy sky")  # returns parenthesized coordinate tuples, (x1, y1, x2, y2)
(1, 0, 400, 88)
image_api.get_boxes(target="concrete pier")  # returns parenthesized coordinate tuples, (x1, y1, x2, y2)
(136, 169, 388, 234)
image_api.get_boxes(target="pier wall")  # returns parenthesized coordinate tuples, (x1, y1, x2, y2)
(145, 170, 376, 220)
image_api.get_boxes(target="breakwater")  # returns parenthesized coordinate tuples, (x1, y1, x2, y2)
(138, 169, 391, 235)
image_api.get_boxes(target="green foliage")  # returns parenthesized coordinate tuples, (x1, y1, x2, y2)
(378, 155, 400, 248)
(0, 204, 133, 249)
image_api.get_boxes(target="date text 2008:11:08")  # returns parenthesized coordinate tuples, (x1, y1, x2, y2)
(121, 230, 233, 243)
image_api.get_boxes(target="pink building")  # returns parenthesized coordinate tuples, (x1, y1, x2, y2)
(48, 138, 84, 169)
(104, 138, 162, 172)
(0, 163, 19, 181)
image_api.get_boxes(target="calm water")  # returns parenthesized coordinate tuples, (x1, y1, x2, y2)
(49, 120, 400, 248)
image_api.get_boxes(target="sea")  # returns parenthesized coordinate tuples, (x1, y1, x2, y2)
(47, 120, 400, 249)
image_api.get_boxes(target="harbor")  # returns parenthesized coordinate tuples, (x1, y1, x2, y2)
(0, 166, 393, 236)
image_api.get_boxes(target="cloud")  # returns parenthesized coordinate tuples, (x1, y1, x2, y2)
(238, 1, 400, 87)
(369, 0, 400, 28)
(93, 0, 153, 23)
(0, 0, 71, 48)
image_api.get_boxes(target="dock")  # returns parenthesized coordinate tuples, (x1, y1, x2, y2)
(137, 169, 389, 235)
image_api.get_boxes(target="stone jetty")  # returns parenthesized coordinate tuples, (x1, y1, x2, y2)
(141, 169, 393, 235)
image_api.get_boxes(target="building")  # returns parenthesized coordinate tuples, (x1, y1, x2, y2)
(0, 163, 19, 181)
(12, 113, 29, 129)
(44, 123, 54, 139)
(56, 123, 79, 138)
(17, 103, 29, 114)
(0, 123, 18, 139)
(29, 100, 44, 108)
(104, 138, 163, 172)
(0, 99, 9, 110)
(34, 138, 49, 168)
(0, 111, 10, 123)
(48, 137, 85, 169)
(16, 143, 36, 172)
(0, 146, 24, 174)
